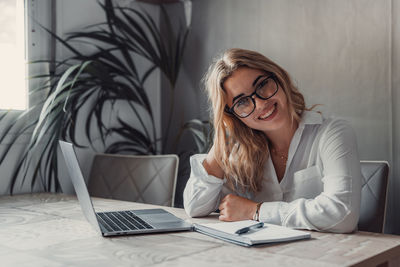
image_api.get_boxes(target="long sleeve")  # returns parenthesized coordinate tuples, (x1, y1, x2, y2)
(259, 119, 362, 233)
(183, 154, 225, 217)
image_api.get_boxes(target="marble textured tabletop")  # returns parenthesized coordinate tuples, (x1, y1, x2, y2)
(1, 193, 399, 267)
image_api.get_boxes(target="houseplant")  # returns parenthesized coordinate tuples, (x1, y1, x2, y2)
(2, 0, 190, 194)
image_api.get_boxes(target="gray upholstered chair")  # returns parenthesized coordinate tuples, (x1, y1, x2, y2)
(88, 154, 179, 207)
(358, 161, 389, 233)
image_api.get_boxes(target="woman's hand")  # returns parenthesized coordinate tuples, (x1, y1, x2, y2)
(202, 145, 224, 179)
(218, 194, 257, 221)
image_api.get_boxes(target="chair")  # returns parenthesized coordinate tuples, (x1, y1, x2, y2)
(358, 161, 389, 233)
(88, 154, 179, 207)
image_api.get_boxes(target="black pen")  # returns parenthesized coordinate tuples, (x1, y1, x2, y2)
(235, 222, 264, 235)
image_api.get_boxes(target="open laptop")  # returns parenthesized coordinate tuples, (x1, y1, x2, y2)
(59, 141, 193, 237)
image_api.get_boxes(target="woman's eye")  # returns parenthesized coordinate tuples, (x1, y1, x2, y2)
(258, 78, 269, 89)
(236, 97, 250, 107)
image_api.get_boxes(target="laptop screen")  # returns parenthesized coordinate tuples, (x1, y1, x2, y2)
(59, 141, 101, 233)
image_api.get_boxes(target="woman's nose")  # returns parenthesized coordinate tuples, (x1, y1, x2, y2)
(253, 95, 267, 110)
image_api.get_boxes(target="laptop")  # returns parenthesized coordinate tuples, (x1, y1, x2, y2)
(59, 141, 193, 237)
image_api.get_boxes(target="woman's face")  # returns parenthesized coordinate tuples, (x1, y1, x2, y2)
(223, 67, 292, 135)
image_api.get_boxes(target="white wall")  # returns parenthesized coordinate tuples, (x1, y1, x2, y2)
(169, 0, 399, 234)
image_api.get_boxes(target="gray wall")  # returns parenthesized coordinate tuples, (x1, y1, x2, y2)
(54, 0, 162, 193)
(0, 0, 162, 195)
(166, 0, 399, 234)
(392, 0, 400, 235)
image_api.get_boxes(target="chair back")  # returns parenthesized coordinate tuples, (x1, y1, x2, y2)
(88, 154, 179, 207)
(358, 161, 389, 233)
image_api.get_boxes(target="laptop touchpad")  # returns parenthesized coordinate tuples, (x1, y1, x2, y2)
(140, 213, 182, 224)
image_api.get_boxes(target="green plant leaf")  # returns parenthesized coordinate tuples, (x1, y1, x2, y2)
(4, 0, 191, 194)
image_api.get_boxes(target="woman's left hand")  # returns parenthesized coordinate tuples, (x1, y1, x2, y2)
(218, 194, 257, 221)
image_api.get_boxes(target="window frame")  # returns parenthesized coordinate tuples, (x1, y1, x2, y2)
(0, 0, 53, 142)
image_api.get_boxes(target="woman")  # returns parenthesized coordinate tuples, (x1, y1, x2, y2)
(183, 48, 362, 233)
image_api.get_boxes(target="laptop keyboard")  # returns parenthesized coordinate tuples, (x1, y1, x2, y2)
(96, 211, 154, 232)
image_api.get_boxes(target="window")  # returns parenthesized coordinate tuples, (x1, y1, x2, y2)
(0, 0, 27, 110)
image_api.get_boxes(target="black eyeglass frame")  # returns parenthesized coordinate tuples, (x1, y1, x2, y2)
(224, 74, 279, 118)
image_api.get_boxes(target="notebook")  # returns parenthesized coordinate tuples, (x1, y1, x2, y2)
(193, 220, 311, 247)
(59, 141, 193, 237)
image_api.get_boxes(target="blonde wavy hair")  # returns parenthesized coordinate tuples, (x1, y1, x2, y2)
(204, 48, 306, 192)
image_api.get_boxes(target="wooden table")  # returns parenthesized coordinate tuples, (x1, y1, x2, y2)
(1, 193, 399, 267)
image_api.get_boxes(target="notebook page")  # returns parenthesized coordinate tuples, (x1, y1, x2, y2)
(243, 223, 310, 242)
(197, 220, 310, 244)
(199, 220, 262, 235)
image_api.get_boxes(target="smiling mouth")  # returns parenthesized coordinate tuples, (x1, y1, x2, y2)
(258, 103, 277, 120)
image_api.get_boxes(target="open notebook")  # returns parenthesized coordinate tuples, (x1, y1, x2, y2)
(193, 220, 311, 247)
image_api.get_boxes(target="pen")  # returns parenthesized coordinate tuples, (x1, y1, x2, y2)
(235, 222, 264, 235)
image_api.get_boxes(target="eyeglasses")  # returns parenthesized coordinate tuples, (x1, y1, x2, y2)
(224, 75, 279, 118)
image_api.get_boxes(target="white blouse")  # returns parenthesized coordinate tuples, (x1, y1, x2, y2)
(183, 111, 362, 233)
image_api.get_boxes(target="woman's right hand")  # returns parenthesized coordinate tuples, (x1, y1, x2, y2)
(202, 145, 224, 179)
